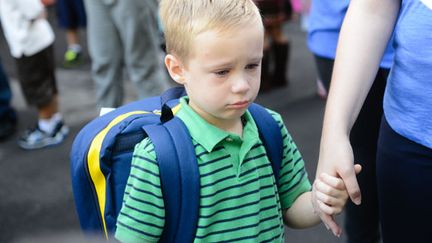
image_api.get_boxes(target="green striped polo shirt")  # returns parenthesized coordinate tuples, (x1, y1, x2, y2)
(115, 97, 311, 242)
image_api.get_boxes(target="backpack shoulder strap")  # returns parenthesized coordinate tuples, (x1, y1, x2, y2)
(248, 103, 283, 186)
(143, 117, 199, 242)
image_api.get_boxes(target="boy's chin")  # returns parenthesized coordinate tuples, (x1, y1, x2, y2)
(225, 109, 248, 119)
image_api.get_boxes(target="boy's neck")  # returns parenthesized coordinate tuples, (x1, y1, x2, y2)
(203, 115, 244, 138)
(224, 118, 244, 138)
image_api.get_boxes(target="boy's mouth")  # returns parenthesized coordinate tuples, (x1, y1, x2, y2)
(228, 101, 249, 109)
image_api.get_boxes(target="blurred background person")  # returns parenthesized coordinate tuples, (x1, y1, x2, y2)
(254, 0, 292, 92)
(307, 0, 394, 242)
(0, 58, 17, 141)
(83, 0, 170, 108)
(290, 0, 310, 31)
(0, 0, 69, 150)
(55, 0, 87, 68)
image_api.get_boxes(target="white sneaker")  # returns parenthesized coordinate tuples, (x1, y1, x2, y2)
(18, 121, 69, 150)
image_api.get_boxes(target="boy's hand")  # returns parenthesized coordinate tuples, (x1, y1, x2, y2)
(311, 164, 362, 237)
(314, 172, 351, 214)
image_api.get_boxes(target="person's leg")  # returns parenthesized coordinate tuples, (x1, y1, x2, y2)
(260, 31, 273, 93)
(15, 46, 58, 116)
(56, 0, 82, 66)
(111, 0, 170, 100)
(313, 55, 333, 91)
(377, 117, 432, 243)
(84, 0, 124, 108)
(313, 55, 334, 99)
(71, 0, 87, 29)
(15, 46, 68, 149)
(65, 0, 87, 66)
(270, 24, 290, 87)
(0, 60, 15, 119)
(344, 68, 389, 243)
(0, 59, 17, 140)
(38, 95, 58, 119)
(65, 28, 80, 47)
(67, 0, 87, 48)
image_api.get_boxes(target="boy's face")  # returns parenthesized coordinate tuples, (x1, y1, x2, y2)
(178, 22, 264, 129)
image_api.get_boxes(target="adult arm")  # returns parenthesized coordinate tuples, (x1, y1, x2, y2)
(314, 0, 400, 233)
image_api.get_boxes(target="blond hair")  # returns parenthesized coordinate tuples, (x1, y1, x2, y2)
(159, 0, 262, 62)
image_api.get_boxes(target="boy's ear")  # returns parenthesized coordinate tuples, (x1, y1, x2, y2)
(165, 54, 186, 85)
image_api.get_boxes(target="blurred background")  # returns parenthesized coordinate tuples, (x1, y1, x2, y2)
(0, 2, 351, 242)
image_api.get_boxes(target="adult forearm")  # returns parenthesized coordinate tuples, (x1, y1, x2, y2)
(316, 0, 400, 208)
(323, 0, 400, 137)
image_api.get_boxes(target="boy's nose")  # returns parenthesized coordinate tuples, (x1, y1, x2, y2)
(231, 74, 250, 93)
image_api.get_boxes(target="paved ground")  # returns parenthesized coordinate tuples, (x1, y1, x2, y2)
(0, 10, 349, 243)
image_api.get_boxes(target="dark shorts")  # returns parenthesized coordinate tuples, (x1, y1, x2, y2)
(56, 0, 87, 29)
(15, 45, 58, 108)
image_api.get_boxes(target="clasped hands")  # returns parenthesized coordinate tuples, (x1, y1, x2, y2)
(311, 164, 362, 237)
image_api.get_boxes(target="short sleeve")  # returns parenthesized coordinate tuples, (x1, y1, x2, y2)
(266, 109, 312, 209)
(115, 138, 165, 243)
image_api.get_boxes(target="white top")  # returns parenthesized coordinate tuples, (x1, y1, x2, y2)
(0, 0, 54, 58)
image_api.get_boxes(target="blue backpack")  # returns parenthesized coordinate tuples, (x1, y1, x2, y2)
(70, 87, 283, 242)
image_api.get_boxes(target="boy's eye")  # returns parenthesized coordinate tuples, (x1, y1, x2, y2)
(246, 63, 259, 70)
(214, 70, 229, 76)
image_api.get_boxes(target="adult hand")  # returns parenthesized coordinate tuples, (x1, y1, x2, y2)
(313, 137, 362, 236)
(326, 137, 362, 203)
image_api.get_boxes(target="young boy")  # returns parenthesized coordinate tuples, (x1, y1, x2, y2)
(115, 0, 354, 241)
(0, 0, 69, 149)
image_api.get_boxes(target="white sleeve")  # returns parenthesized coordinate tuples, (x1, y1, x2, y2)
(14, 0, 44, 20)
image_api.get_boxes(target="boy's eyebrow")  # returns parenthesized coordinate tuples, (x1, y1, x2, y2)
(205, 56, 263, 69)
(249, 56, 263, 62)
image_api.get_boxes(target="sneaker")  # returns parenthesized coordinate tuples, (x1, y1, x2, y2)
(63, 49, 82, 68)
(18, 121, 69, 150)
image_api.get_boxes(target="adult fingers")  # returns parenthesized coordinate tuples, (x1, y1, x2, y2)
(338, 165, 361, 205)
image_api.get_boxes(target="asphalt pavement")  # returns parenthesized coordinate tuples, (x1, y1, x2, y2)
(0, 12, 349, 243)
